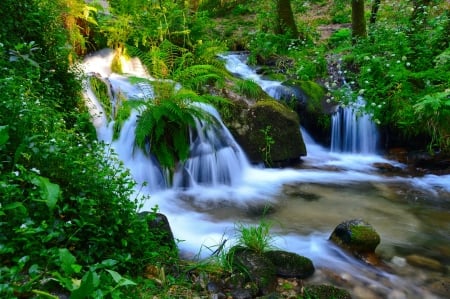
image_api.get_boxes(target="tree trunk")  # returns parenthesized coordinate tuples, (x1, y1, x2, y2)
(275, 0, 298, 38)
(369, 0, 381, 25)
(351, 0, 367, 42)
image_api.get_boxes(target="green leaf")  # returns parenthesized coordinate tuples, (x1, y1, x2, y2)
(71, 271, 96, 299)
(0, 125, 9, 146)
(3, 202, 27, 215)
(31, 176, 60, 210)
(59, 248, 77, 276)
(105, 269, 136, 286)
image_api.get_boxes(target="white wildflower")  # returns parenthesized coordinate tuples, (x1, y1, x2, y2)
(30, 168, 40, 174)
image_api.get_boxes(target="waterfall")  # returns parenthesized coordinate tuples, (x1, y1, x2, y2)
(82, 50, 249, 192)
(174, 104, 249, 189)
(330, 97, 379, 154)
(328, 57, 379, 154)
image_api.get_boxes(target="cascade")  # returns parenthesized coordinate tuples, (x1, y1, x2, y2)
(329, 60, 379, 154)
(330, 97, 379, 154)
(82, 50, 450, 299)
(82, 50, 249, 191)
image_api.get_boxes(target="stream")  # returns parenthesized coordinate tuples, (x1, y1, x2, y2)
(82, 50, 450, 299)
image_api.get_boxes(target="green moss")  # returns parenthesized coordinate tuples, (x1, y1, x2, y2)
(89, 76, 112, 121)
(303, 284, 352, 299)
(255, 99, 298, 122)
(264, 250, 315, 279)
(349, 224, 380, 249)
(297, 80, 326, 113)
(112, 95, 131, 140)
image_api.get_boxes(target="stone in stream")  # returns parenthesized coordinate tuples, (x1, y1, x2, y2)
(329, 219, 383, 266)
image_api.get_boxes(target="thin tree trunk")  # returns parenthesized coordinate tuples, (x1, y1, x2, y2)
(275, 0, 298, 38)
(369, 0, 381, 25)
(351, 0, 367, 42)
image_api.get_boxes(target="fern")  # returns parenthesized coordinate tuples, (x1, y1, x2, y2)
(134, 82, 221, 178)
(173, 64, 227, 92)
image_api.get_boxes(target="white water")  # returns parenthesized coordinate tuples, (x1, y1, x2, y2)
(331, 97, 379, 154)
(82, 50, 449, 299)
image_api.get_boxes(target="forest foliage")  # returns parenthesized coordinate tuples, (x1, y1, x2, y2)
(0, 0, 449, 297)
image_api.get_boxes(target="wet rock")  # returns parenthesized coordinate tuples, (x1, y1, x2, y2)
(264, 250, 315, 279)
(387, 289, 407, 299)
(330, 219, 380, 253)
(390, 256, 407, 268)
(305, 284, 352, 299)
(217, 86, 306, 166)
(372, 162, 403, 173)
(428, 277, 450, 297)
(230, 288, 253, 299)
(228, 246, 277, 295)
(352, 286, 380, 299)
(282, 184, 321, 201)
(405, 254, 445, 272)
(138, 212, 177, 251)
(329, 219, 381, 265)
(279, 79, 331, 145)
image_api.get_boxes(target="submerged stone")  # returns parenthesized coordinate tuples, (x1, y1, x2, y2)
(405, 254, 445, 272)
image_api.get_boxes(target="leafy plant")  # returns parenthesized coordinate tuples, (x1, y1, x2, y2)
(133, 80, 226, 177)
(234, 78, 265, 99)
(259, 125, 275, 167)
(235, 219, 275, 254)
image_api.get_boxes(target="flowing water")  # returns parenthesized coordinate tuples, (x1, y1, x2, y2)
(82, 50, 450, 299)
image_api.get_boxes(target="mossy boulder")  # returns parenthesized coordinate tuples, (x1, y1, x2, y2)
(264, 250, 315, 279)
(280, 79, 333, 145)
(219, 94, 306, 166)
(228, 246, 278, 296)
(329, 219, 380, 258)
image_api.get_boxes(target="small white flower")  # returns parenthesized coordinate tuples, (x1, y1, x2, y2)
(13, 171, 19, 176)
(30, 168, 40, 174)
(406, 62, 411, 67)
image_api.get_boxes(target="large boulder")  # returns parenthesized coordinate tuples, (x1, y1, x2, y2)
(219, 89, 306, 166)
(280, 79, 334, 146)
(228, 246, 278, 296)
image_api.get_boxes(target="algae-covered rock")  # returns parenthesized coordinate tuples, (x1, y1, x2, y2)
(281, 79, 333, 145)
(304, 284, 352, 299)
(264, 250, 315, 279)
(329, 219, 380, 254)
(223, 98, 306, 166)
(228, 246, 277, 295)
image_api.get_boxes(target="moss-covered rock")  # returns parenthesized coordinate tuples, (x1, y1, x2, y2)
(228, 246, 278, 296)
(219, 92, 306, 165)
(264, 250, 315, 279)
(303, 284, 352, 299)
(329, 219, 380, 255)
(281, 79, 333, 146)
